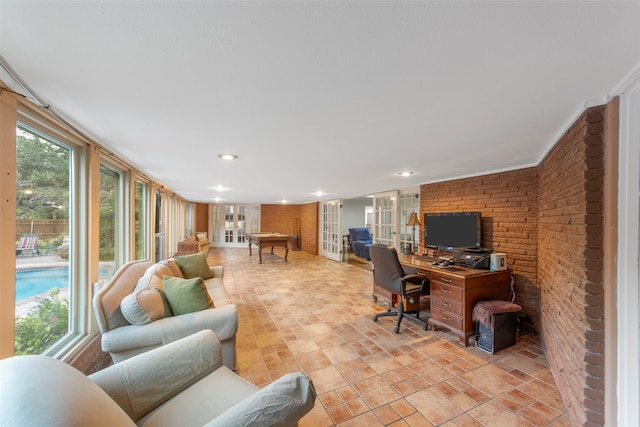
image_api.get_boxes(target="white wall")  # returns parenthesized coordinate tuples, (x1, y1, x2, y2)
(342, 197, 372, 235)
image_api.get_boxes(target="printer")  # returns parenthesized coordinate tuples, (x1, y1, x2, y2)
(453, 246, 492, 269)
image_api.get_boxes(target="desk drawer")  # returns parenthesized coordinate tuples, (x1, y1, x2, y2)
(432, 293, 463, 314)
(431, 281, 463, 301)
(431, 307, 463, 330)
(404, 267, 430, 280)
(430, 273, 464, 288)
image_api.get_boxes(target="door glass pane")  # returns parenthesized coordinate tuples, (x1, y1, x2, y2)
(373, 192, 397, 246)
(237, 205, 246, 243)
(15, 127, 72, 355)
(399, 193, 420, 254)
(225, 206, 234, 243)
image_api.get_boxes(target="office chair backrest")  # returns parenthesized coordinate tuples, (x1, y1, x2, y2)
(370, 244, 405, 295)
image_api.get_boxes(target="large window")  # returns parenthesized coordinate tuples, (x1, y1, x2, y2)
(2, 93, 191, 360)
(14, 126, 73, 355)
(99, 163, 123, 279)
(134, 181, 149, 260)
(185, 202, 194, 237)
(154, 190, 166, 262)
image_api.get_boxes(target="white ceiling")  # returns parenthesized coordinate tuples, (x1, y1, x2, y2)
(1, 1, 639, 204)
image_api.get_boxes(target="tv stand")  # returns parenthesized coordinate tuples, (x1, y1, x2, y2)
(372, 254, 511, 346)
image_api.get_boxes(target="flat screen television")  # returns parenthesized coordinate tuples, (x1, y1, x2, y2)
(424, 212, 481, 252)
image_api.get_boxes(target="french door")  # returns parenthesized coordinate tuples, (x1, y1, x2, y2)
(210, 204, 259, 247)
(320, 200, 342, 262)
(372, 191, 399, 248)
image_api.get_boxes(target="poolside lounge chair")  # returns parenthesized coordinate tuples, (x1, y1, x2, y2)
(16, 234, 39, 257)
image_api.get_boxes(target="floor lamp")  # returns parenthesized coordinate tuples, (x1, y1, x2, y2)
(406, 212, 421, 255)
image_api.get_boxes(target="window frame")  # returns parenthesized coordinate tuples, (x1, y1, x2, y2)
(14, 104, 92, 359)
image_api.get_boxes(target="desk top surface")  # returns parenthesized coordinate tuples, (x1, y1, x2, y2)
(398, 254, 508, 278)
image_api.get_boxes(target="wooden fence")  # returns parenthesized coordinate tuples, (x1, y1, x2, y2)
(16, 219, 69, 243)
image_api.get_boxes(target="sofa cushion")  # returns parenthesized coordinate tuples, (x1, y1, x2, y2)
(121, 288, 173, 326)
(196, 232, 208, 244)
(175, 252, 213, 280)
(163, 276, 214, 315)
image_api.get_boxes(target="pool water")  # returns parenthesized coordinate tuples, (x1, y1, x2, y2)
(15, 267, 108, 301)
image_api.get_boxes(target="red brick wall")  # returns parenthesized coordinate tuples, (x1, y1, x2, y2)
(261, 202, 319, 255)
(260, 204, 300, 235)
(299, 202, 319, 255)
(538, 106, 607, 427)
(419, 168, 539, 321)
(68, 334, 112, 375)
(419, 105, 611, 427)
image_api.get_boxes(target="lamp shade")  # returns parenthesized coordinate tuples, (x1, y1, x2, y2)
(406, 212, 421, 226)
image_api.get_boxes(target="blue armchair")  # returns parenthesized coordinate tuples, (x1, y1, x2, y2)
(348, 227, 373, 260)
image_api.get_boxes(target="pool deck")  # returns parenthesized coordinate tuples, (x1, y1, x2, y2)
(16, 253, 67, 270)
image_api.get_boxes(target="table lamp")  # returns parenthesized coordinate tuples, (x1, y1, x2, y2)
(406, 212, 421, 254)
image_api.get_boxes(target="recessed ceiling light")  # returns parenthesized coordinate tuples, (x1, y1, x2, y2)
(213, 185, 226, 191)
(218, 154, 238, 160)
(281, 199, 288, 204)
(398, 171, 414, 177)
(315, 191, 324, 197)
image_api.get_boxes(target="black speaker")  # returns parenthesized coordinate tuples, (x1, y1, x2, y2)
(475, 312, 517, 354)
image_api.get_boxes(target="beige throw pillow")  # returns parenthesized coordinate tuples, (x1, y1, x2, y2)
(120, 288, 172, 325)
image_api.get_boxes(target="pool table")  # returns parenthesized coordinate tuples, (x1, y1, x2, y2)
(247, 232, 290, 264)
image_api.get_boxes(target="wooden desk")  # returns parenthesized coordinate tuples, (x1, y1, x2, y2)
(247, 232, 290, 264)
(373, 254, 511, 346)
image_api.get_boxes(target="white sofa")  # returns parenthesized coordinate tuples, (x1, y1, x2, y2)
(0, 330, 316, 427)
(94, 257, 238, 370)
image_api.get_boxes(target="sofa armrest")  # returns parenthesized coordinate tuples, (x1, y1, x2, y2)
(90, 330, 224, 422)
(209, 265, 224, 278)
(203, 372, 316, 427)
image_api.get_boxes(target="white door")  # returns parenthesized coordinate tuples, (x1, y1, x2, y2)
(373, 191, 399, 248)
(209, 204, 259, 247)
(320, 200, 342, 262)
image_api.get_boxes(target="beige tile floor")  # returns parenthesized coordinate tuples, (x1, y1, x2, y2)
(207, 247, 570, 427)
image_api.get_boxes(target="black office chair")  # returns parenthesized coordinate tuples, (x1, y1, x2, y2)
(370, 244, 430, 333)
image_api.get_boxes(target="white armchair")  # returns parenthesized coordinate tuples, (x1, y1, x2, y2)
(0, 330, 316, 427)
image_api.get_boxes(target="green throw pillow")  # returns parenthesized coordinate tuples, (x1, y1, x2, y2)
(162, 275, 214, 315)
(175, 251, 213, 280)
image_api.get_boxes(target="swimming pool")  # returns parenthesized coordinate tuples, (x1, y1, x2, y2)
(15, 267, 108, 301)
